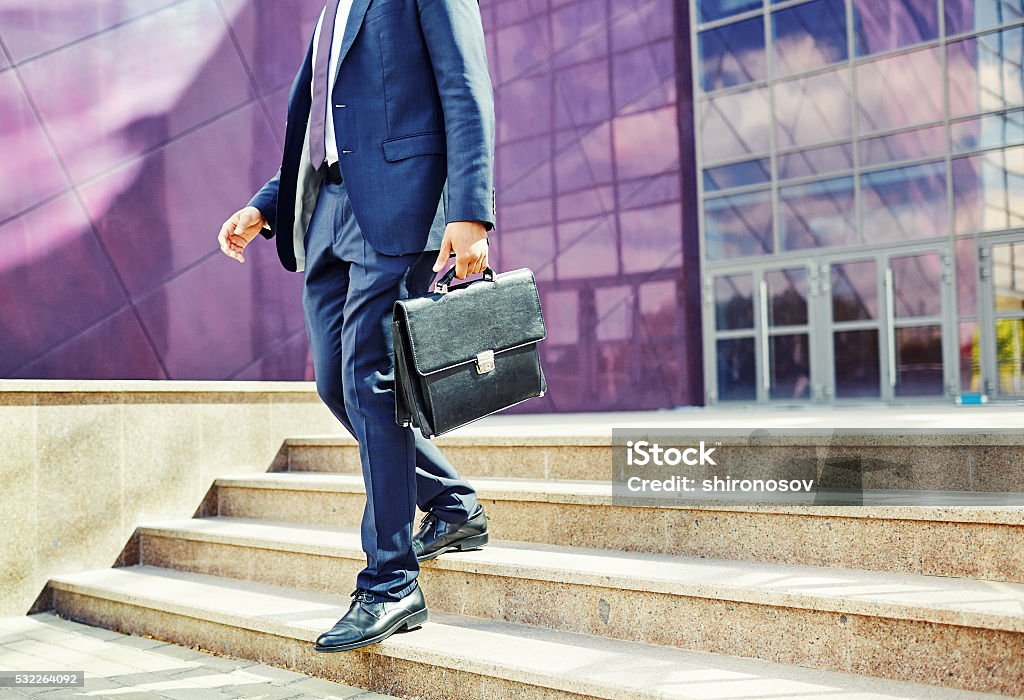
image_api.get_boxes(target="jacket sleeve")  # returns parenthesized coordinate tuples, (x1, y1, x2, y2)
(248, 166, 281, 240)
(417, 0, 496, 232)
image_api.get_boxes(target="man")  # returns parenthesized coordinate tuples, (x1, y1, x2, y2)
(216, 0, 495, 652)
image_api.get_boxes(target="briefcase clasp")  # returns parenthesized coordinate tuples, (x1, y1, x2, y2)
(475, 350, 495, 374)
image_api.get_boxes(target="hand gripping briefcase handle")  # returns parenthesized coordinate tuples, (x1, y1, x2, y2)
(391, 266, 548, 438)
(434, 265, 494, 294)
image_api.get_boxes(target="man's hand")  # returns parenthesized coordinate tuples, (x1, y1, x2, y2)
(433, 221, 488, 279)
(218, 206, 266, 263)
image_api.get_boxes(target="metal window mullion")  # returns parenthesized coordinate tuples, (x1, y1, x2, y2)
(758, 276, 771, 398)
(764, 0, 780, 261)
(714, 326, 759, 339)
(892, 315, 947, 327)
(939, 0, 961, 397)
(846, 0, 863, 251)
(691, 0, 718, 404)
(831, 318, 883, 332)
(767, 324, 812, 334)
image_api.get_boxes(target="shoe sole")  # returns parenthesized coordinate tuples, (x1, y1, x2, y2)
(416, 531, 489, 563)
(313, 607, 429, 653)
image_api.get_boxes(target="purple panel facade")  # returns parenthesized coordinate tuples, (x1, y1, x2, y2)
(0, 0, 703, 411)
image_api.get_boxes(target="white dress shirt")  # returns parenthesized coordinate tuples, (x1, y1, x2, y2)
(311, 0, 355, 166)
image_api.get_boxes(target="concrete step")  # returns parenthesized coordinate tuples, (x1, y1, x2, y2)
(280, 435, 609, 481)
(47, 565, 1006, 700)
(278, 432, 1024, 495)
(212, 472, 1024, 583)
(135, 516, 1024, 694)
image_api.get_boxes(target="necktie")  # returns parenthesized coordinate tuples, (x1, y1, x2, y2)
(309, 0, 343, 169)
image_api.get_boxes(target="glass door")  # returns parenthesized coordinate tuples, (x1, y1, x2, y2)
(820, 246, 953, 401)
(761, 266, 814, 401)
(706, 263, 815, 404)
(885, 250, 951, 398)
(980, 236, 1024, 400)
(821, 257, 883, 400)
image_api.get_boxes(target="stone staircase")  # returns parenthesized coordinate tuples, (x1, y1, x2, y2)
(46, 435, 1024, 698)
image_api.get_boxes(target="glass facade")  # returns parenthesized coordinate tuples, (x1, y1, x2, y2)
(2, 0, 1021, 409)
(485, 0, 702, 411)
(0, 0, 701, 412)
(694, 0, 1024, 403)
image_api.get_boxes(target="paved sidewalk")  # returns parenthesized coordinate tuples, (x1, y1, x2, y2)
(0, 613, 395, 699)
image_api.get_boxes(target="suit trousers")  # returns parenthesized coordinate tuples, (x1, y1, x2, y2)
(302, 177, 479, 600)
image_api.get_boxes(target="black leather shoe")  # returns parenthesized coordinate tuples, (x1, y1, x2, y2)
(413, 505, 489, 562)
(314, 584, 427, 653)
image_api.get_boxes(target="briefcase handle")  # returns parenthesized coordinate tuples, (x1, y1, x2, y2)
(434, 265, 495, 294)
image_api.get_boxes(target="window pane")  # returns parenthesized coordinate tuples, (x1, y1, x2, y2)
(993, 240, 1024, 312)
(853, 0, 939, 56)
(960, 321, 983, 392)
(544, 290, 580, 345)
(595, 286, 634, 341)
(770, 334, 812, 399)
(699, 16, 766, 92)
(891, 252, 943, 317)
(701, 86, 772, 162)
(832, 260, 878, 322)
(894, 325, 945, 396)
(780, 176, 857, 250)
(765, 267, 809, 325)
(945, 0, 1024, 36)
(774, 67, 852, 148)
(717, 337, 757, 400)
(948, 26, 1024, 117)
(639, 280, 680, 337)
(705, 189, 774, 259)
(703, 158, 772, 191)
(834, 329, 881, 397)
(772, 0, 848, 77)
(861, 161, 949, 243)
(857, 46, 944, 133)
(957, 235, 979, 315)
(995, 318, 1024, 396)
(951, 108, 1024, 153)
(778, 142, 854, 179)
(952, 145, 1024, 233)
(859, 125, 946, 167)
(698, 0, 763, 23)
(714, 273, 754, 330)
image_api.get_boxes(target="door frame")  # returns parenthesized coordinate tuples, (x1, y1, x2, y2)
(977, 229, 1024, 401)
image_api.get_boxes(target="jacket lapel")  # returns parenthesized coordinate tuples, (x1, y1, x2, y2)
(333, 0, 372, 83)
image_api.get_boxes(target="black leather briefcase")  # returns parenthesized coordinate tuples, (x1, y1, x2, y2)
(391, 266, 547, 438)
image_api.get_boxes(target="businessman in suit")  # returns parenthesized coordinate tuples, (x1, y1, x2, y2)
(216, 0, 494, 651)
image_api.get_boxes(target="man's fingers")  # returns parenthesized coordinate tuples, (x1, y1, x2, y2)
(433, 237, 453, 272)
(457, 252, 480, 279)
(218, 222, 235, 258)
(227, 233, 249, 262)
(472, 253, 487, 275)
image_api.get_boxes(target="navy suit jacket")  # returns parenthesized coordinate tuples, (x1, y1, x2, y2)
(248, 0, 496, 273)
